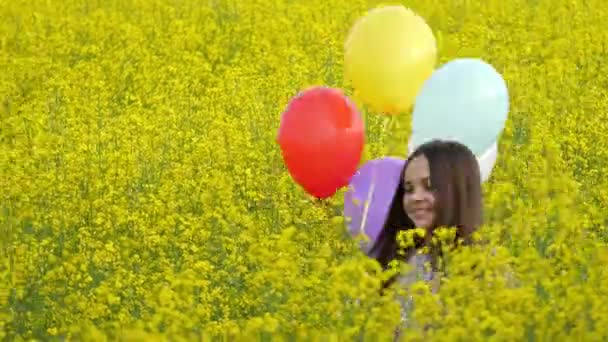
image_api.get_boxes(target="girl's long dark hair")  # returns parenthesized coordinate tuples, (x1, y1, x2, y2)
(369, 140, 483, 288)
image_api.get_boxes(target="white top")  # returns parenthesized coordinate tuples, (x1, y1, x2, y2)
(396, 253, 434, 286)
(394, 253, 437, 336)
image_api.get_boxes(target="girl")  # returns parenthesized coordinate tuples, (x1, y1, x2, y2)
(368, 139, 483, 335)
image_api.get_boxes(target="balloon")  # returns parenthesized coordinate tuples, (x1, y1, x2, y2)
(277, 86, 365, 199)
(411, 58, 509, 155)
(477, 142, 498, 183)
(408, 137, 499, 183)
(344, 157, 405, 252)
(344, 5, 437, 115)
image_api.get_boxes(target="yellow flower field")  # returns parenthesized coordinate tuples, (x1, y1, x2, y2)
(2, 0, 608, 340)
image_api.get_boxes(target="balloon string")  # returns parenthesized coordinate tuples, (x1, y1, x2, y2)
(382, 116, 390, 133)
(380, 115, 396, 150)
(359, 165, 376, 237)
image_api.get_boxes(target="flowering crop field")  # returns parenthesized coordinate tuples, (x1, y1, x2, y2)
(3, 0, 608, 340)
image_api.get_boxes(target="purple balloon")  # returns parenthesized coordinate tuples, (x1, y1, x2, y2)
(344, 156, 405, 252)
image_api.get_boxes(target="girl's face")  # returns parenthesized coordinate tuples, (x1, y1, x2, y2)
(403, 155, 436, 229)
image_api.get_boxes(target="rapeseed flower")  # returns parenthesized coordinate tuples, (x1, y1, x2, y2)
(2, 0, 608, 340)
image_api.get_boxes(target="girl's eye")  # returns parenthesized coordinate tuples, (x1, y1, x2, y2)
(403, 184, 413, 193)
(424, 178, 433, 190)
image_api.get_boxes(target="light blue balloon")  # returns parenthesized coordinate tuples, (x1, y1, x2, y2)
(411, 58, 509, 155)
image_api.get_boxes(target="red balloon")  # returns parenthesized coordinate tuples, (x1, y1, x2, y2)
(277, 86, 365, 199)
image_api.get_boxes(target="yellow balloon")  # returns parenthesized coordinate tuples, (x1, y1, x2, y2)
(344, 6, 437, 115)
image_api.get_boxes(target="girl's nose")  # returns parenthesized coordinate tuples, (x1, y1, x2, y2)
(412, 187, 426, 201)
